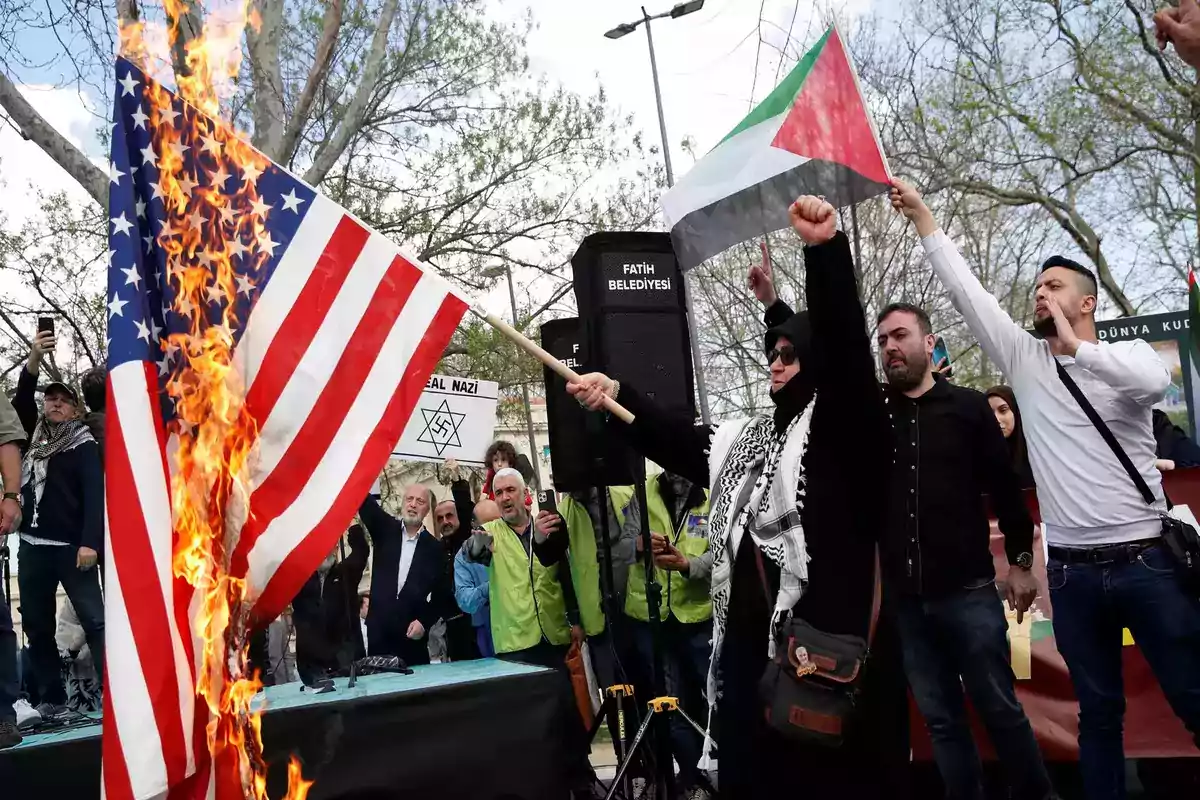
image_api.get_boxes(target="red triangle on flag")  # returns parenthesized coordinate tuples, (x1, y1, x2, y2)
(770, 29, 889, 185)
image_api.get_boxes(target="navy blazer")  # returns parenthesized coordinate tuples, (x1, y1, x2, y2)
(359, 495, 445, 657)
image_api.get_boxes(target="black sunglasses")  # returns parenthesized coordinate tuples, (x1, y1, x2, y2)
(766, 345, 797, 367)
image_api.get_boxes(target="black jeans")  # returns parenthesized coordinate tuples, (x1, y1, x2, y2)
(893, 582, 1051, 800)
(18, 543, 104, 706)
(0, 585, 16, 722)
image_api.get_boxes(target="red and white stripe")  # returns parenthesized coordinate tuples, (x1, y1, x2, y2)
(103, 193, 468, 800)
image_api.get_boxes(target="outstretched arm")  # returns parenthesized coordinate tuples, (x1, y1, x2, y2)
(891, 181, 1041, 379)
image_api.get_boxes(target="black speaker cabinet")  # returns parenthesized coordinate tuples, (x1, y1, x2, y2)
(540, 317, 636, 490)
(571, 231, 696, 422)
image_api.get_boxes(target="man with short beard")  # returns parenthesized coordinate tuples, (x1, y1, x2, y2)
(893, 180, 1200, 799)
(359, 481, 443, 665)
(433, 459, 480, 661)
(876, 302, 1050, 800)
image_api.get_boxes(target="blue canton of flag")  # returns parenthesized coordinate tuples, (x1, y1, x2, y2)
(107, 56, 315, 425)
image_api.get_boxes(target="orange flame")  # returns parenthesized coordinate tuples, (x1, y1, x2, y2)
(121, 3, 308, 799)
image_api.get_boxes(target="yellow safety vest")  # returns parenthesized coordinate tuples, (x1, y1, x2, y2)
(485, 518, 570, 654)
(624, 480, 712, 624)
(559, 486, 635, 637)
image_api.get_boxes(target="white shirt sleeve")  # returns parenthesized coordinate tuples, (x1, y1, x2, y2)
(921, 230, 1041, 378)
(1074, 340, 1170, 406)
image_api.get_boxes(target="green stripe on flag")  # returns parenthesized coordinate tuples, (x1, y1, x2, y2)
(718, 26, 833, 146)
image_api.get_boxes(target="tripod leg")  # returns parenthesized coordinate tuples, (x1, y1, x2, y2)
(605, 711, 657, 800)
(672, 706, 709, 741)
(588, 696, 612, 742)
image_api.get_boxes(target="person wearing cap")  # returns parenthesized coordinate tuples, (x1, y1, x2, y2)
(569, 197, 910, 797)
(11, 330, 104, 722)
(892, 181, 1200, 798)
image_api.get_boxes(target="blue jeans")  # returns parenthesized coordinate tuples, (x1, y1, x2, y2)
(1049, 543, 1200, 800)
(0, 592, 16, 722)
(631, 616, 711, 788)
(893, 582, 1051, 800)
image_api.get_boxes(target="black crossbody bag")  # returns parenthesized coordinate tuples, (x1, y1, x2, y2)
(753, 544, 881, 747)
(1056, 362, 1200, 592)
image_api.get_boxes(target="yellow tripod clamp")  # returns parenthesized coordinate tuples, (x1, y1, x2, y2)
(647, 696, 679, 712)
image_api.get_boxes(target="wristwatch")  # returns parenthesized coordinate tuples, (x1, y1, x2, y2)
(1013, 552, 1034, 569)
(2, 492, 18, 502)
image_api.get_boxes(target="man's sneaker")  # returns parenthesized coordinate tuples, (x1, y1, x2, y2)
(34, 702, 67, 721)
(14, 699, 40, 730)
(0, 720, 21, 750)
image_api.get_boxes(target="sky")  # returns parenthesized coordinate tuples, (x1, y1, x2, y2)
(0, 0, 874, 318)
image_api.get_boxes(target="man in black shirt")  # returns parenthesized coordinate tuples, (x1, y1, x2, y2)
(877, 303, 1052, 800)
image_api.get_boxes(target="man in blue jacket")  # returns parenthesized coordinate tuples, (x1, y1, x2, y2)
(455, 498, 501, 657)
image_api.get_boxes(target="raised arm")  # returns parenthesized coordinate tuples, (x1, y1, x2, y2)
(357, 492, 397, 545)
(1072, 340, 1170, 407)
(343, 523, 370, 588)
(891, 181, 1040, 378)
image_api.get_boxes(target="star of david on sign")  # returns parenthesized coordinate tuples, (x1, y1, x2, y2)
(416, 399, 466, 455)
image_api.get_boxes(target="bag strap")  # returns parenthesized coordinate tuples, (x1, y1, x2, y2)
(1054, 361, 1156, 506)
(753, 542, 882, 647)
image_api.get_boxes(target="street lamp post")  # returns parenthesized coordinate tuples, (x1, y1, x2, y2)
(605, 1, 712, 425)
(484, 264, 543, 491)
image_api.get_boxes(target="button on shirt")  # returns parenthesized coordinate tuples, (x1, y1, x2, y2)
(396, 527, 424, 597)
(885, 378, 1035, 596)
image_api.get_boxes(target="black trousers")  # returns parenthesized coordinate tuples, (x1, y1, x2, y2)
(499, 641, 593, 790)
(18, 543, 105, 707)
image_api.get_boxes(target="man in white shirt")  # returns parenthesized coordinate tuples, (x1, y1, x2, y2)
(892, 180, 1200, 799)
(359, 482, 443, 666)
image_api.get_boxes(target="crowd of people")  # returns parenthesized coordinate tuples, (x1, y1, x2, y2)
(1, 13, 1199, 800)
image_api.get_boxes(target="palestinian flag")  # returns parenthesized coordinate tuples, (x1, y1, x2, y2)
(662, 25, 891, 270)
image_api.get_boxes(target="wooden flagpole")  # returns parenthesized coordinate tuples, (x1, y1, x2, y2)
(470, 307, 636, 424)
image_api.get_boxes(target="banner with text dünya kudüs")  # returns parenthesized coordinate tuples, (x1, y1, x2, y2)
(393, 374, 500, 466)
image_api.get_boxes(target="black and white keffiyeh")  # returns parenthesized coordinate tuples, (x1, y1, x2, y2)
(21, 416, 94, 527)
(697, 392, 816, 768)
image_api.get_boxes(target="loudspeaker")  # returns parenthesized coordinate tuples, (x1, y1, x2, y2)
(571, 231, 696, 422)
(540, 317, 636, 490)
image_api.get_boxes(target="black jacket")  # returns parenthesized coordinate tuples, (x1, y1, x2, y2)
(610, 232, 888, 641)
(883, 378, 1034, 596)
(359, 495, 445, 661)
(1153, 409, 1200, 468)
(292, 524, 370, 682)
(13, 366, 104, 551)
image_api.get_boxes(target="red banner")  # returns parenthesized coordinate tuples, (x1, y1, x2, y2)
(909, 469, 1200, 761)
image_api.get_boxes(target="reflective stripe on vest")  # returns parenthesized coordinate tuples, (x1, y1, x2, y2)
(624, 479, 712, 624)
(484, 517, 570, 654)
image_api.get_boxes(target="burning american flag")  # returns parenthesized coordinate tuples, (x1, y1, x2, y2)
(103, 53, 467, 799)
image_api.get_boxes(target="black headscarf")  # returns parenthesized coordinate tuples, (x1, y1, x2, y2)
(985, 385, 1034, 489)
(764, 310, 816, 434)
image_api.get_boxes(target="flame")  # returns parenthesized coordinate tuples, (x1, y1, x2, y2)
(121, 4, 308, 798)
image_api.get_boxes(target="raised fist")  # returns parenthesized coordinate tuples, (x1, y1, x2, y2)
(788, 196, 837, 245)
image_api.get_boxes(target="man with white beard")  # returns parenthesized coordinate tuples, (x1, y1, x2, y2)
(359, 482, 444, 665)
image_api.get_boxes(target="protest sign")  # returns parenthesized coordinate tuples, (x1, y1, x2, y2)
(393, 374, 499, 466)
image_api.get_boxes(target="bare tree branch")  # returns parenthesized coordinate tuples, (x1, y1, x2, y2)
(303, 0, 401, 185)
(247, 0, 286, 156)
(276, 0, 343, 165)
(0, 72, 107, 208)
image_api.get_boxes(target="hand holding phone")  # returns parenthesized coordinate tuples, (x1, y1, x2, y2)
(932, 336, 952, 378)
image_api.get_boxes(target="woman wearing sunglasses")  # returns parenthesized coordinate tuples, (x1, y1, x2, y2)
(569, 196, 907, 798)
